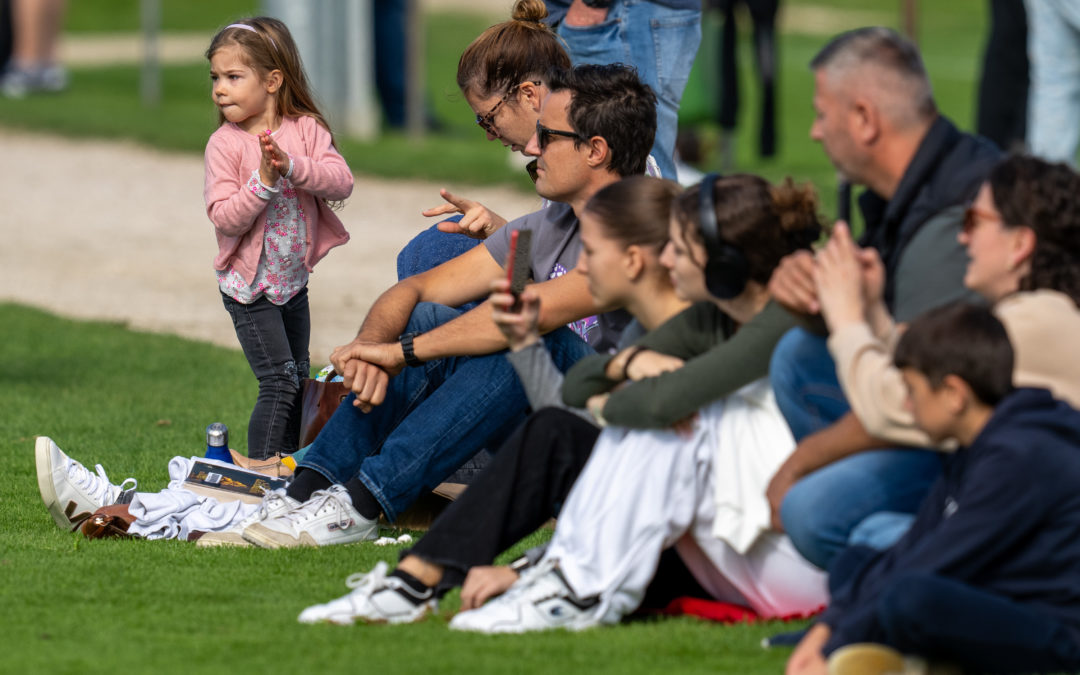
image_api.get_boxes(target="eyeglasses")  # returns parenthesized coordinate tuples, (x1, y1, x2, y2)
(475, 80, 541, 136)
(962, 204, 1004, 235)
(535, 120, 586, 151)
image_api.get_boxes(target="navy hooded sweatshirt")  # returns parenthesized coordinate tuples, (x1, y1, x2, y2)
(821, 387, 1080, 653)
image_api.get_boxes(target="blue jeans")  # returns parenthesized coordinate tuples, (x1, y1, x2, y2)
(297, 302, 595, 521)
(395, 218, 481, 283)
(1025, 0, 1080, 164)
(769, 327, 942, 569)
(221, 288, 310, 459)
(829, 568, 1080, 672)
(556, 0, 701, 180)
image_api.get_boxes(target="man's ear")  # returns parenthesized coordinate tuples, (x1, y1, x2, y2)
(850, 95, 881, 146)
(266, 69, 284, 94)
(585, 135, 612, 170)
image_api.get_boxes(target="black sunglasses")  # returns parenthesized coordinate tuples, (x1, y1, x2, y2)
(535, 120, 586, 151)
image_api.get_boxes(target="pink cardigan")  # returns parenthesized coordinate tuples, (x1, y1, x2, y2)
(204, 115, 353, 284)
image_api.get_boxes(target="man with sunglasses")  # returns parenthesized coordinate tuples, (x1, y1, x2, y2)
(231, 64, 659, 550)
(761, 27, 1001, 573)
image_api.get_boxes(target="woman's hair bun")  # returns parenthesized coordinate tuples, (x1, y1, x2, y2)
(512, 0, 549, 24)
(771, 177, 824, 248)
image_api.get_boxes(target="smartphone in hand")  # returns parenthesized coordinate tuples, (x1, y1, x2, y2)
(506, 229, 532, 312)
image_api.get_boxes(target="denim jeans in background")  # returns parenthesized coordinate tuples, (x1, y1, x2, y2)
(1025, 0, 1080, 164)
(768, 326, 942, 569)
(221, 288, 310, 459)
(556, 0, 701, 181)
(297, 302, 595, 522)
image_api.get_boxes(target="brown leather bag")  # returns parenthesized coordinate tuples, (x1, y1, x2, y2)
(81, 504, 137, 539)
(298, 371, 350, 448)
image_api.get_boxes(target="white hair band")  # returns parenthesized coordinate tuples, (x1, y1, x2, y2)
(226, 23, 276, 48)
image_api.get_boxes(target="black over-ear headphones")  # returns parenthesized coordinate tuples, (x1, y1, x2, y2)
(697, 173, 750, 300)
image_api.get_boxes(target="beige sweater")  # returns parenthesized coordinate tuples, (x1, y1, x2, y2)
(826, 290, 1080, 449)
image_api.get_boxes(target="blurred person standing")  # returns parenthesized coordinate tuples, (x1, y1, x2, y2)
(1, 0, 68, 97)
(1024, 0, 1080, 164)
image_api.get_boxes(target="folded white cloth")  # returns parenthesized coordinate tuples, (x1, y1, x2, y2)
(126, 456, 258, 540)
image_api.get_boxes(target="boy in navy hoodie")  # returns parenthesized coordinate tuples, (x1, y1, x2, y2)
(787, 302, 1080, 675)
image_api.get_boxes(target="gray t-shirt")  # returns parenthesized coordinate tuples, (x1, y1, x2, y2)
(485, 202, 629, 353)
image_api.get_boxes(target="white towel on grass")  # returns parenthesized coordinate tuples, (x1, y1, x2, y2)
(126, 456, 258, 540)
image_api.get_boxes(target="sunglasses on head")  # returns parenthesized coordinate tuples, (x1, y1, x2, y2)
(535, 120, 586, 151)
(475, 80, 542, 135)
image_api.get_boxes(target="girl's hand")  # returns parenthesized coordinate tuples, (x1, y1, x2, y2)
(610, 349, 684, 381)
(586, 393, 610, 426)
(258, 130, 290, 185)
(460, 566, 520, 611)
(425, 189, 508, 240)
(490, 278, 541, 352)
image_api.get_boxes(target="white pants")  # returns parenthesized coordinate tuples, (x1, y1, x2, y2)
(544, 387, 827, 624)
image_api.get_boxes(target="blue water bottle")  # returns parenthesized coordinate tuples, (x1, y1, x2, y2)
(205, 422, 233, 464)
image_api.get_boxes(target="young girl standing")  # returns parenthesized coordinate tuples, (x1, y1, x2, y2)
(204, 17, 353, 460)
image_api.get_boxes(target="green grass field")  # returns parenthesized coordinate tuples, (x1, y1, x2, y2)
(2, 303, 805, 673)
(4, 1, 994, 672)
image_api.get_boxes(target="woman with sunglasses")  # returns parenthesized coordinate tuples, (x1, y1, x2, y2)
(412, 0, 661, 247)
(786, 155, 1080, 674)
(785, 154, 1080, 484)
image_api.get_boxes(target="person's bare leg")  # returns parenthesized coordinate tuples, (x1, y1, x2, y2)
(397, 555, 444, 588)
(11, 0, 66, 64)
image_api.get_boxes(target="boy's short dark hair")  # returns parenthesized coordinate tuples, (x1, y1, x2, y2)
(546, 63, 657, 178)
(894, 302, 1015, 406)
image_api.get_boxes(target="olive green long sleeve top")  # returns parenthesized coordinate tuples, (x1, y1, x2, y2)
(562, 300, 796, 429)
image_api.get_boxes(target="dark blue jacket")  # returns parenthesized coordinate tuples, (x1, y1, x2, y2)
(821, 388, 1080, 652)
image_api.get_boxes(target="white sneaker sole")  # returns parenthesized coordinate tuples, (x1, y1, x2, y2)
(242, 520, 377, 549)
(195, 530, 253, 548)
(35, 436, 81, 531)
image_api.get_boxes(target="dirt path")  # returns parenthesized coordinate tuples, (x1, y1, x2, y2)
(1, 127, 539, 361)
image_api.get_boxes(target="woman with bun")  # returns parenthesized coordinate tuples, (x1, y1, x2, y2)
(450, 174, 831, 633)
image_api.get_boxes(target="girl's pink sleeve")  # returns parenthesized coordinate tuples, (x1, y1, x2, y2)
(287, 117, 354, 201)
(204, 133, 266, 237)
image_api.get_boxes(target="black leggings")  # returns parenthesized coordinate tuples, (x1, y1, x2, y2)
(407, 407, 599, 594)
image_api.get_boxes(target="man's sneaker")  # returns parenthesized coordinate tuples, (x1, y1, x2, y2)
(241, 484, 378, 548)
(35, 436, 137, 531)
(297, 561, 437, 625)
(196, 488, 300, 548)
(449, 559, 601, 634)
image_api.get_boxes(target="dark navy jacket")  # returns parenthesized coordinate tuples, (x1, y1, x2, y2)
(858, 115, 999, 318)
(821, 388, 1080, 652)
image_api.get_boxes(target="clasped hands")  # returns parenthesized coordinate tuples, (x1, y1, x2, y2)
(768, 222, 885, 332)
(330, 339, 405, 413)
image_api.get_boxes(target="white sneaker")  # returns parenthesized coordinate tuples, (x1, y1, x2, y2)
(242, 484, 378, 548)
(35, 436, 137, 531)
(297, 561, 438, 625)
(449, 559, 601, 634)
(196, 488, 300, 548)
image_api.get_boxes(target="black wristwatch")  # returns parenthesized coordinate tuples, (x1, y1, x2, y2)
(582, 0, 613, 7)
(400, 332, 424, 368)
